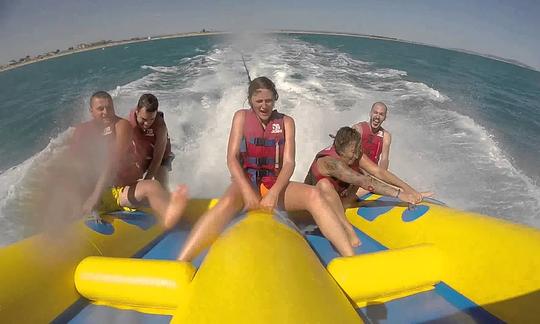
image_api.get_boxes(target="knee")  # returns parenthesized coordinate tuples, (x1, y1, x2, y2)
(139, 179, 163, 195)
(307, 185, 325, 206)
(316, 178, 334, 193)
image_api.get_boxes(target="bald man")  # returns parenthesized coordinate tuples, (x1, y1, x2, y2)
(352, 102, 391, 170)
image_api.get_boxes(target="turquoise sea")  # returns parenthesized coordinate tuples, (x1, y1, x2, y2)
(0, 33, 539, 246)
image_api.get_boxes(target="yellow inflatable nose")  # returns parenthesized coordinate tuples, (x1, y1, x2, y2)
(75, 210, 362, 323)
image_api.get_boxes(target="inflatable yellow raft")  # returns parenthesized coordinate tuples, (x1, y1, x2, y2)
(0, 195, 539, 323)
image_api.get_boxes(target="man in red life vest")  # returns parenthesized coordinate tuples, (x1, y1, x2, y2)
(352, 102, 391, 169)
(70, 91, 188, 229)
(352, 102, 391, 197)
(128, 93, 174, 189)
(305, 127, 432, 247)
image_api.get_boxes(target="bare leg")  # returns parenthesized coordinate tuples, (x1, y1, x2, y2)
(316, 179, 361, 247)
(163, 185, 189, 229)
(281, 182, 354, 257)
(155, 165, 169, 190)
(119, 180, 188, 230)
(177, 183, 244, 262)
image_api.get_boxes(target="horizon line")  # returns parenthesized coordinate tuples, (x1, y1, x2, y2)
(1, 29, 538, 73)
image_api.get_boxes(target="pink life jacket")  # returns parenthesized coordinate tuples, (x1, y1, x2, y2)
(305, 145, 361, 196)
(240, 109, 285, 189)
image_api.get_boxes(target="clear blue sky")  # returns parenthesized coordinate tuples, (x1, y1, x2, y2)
(1, 0, 539, 69)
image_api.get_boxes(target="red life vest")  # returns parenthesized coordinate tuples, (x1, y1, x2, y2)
(356, 121, 384, 164)
(241, 109, 285, 189)
(128, 109, 172, 172)
(305, 145, 361, 196)
(71, 117, 144, 187)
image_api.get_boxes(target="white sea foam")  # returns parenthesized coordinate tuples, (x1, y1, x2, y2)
(0, 129, 75, 245)
(141, 65, 179, 73)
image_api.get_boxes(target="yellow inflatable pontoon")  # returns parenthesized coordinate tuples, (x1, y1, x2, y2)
(1, 194, 539, 323)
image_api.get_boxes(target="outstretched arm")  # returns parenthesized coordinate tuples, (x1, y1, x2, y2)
(320, 157, 401, 198)
(321, 157, 430, 204)
(358, 154, 432, 203)
(359, 154, 415, 193)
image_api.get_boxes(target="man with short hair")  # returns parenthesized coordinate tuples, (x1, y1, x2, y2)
(352, 102, 391, 170)
(128, 93, 174, 188)
(71, 91, 187, 229)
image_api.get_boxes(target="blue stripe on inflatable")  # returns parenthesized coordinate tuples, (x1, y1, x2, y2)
(306, 227, 387, 266)
(52, 298, 90, 324)
(434, 282, 505, 323)
(110, 211, 156, 230)
(140, 229, 208, 268)
(84, 219, 114, 235)
(69, 305, 171, 323)
(305, 235, 338, 265)
(357, 288, 480, 323)
(356, 196, 402, 221)
(356, 284, 503, 323)
(401, 205, 429, 222)
(356, 196, 430, 222)
(84, 211, 157, 234)
(357, 192, 373, 201)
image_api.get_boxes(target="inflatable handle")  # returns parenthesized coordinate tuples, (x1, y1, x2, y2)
(74, 256, 195, 314)
(328, 244, 442, 304)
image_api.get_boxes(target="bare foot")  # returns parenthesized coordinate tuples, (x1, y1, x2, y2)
(163, 185, 189, 229)
(347, 228, 362, 247)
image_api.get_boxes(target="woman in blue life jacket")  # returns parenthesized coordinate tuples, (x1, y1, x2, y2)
(177, 77, 357, 261)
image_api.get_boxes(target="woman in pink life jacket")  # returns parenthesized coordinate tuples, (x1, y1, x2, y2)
(305, 127, 433, 247)
(177, 77, 357, 260)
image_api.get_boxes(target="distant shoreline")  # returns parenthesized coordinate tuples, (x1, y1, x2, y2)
(281, 30, 538, 71)
(0, 31, 225, 73)
(1, 29, 537, 73)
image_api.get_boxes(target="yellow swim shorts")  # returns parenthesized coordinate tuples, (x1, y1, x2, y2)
(96, 186, 137, 215)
